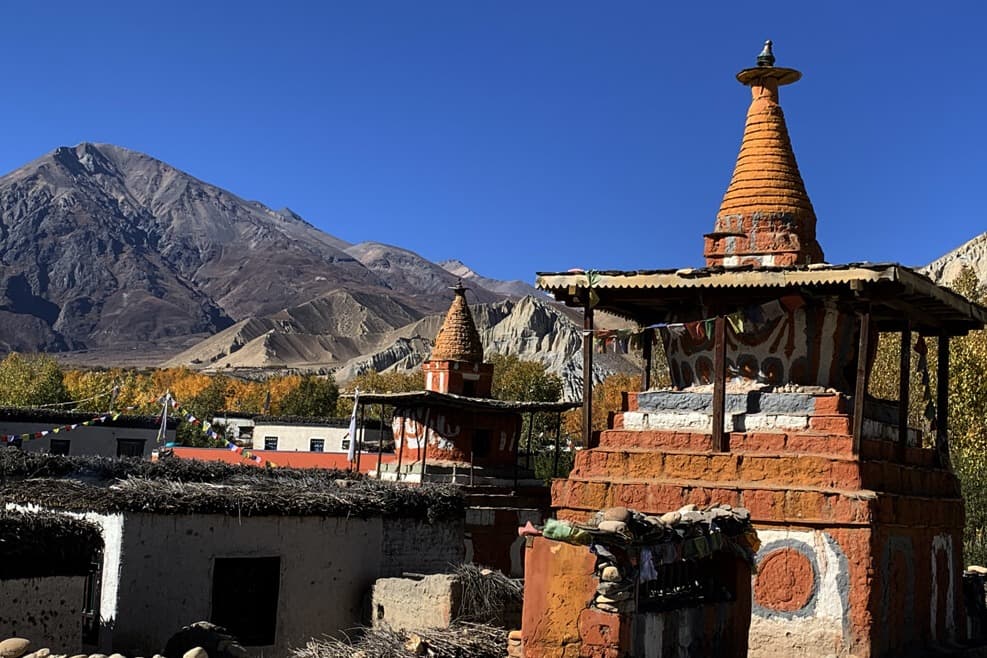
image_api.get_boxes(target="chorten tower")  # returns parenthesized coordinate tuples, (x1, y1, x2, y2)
(705, 40, 825, 268)
(423, 282, 493, 397)
(531, 41, 987, 657)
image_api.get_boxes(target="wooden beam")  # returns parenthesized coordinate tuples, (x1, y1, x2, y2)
(937, 334, 950, 465)
(582, 304, 594, 449)
(711, 316, 728, 452)
(642, 327, 654, 390)
(898, 324, 911, 448)
(852, 310, 871, 455)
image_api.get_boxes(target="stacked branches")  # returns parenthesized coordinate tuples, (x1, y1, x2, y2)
(453, 563, 523, 624)
(0, 450, 351, 482)
(291, 622, 507, 658)
(0, 510, 103, 579)
(0, 452, 465, 522)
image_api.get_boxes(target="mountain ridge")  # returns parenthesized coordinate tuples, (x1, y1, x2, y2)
(0, 142, 519, 353)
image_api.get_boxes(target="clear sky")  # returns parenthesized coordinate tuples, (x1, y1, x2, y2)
(2, 2, 985, 283)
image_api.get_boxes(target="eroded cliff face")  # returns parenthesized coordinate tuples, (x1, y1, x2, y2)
(169, 294, 637, 401)
(922, 231, 987, 288)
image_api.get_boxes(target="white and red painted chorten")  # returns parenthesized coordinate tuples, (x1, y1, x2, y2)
(526, 41, 987, 657)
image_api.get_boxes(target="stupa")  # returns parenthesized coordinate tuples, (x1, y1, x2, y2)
(526, 41, 987, 657)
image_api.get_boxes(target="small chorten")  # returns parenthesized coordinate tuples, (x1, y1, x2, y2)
(704, 40, 825, 268)
(424, 282, 493, 397)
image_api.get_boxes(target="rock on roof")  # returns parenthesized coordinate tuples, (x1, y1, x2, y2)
(429, 283, 484, 363)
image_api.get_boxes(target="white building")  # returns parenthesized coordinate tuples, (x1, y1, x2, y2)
(250, 415, 386, 453)
(0, 407, 177, 458)
(3, 457, 464, 656)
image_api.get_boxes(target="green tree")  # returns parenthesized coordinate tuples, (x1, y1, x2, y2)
(335, 370, 425, 419)
(488, 354, 569, 480)
(176, 376, 232, 447)
(278, 374, 339, 417)
(490, 354, 562, 403)
(0, 353, 70, 407)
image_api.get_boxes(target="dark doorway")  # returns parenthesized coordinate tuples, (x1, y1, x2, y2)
(211, 556, 281, 646)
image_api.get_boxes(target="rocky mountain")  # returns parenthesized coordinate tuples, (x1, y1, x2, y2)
(440, 259, 542, 299)
(168, 293, 637, 400)
(344, 242, 502, 309)
(0, 143, 517, 353)
(0, 142, 636, 395)
(922, 232, 987, 287)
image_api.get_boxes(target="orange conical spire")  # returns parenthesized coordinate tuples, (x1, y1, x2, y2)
(704, 40, 825, 268)
(430, 282, 484, 363)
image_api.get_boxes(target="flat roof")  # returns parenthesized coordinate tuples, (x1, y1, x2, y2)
(0, 406, 178, 430)
(536, 262, 987, 336)
(0, 452, 464, 520)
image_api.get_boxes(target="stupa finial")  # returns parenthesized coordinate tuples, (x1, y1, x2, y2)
(756, 40, 775, 67)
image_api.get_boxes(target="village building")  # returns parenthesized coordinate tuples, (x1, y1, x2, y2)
(0, 509, 103, 650)
(0, 452, 464, 657)
(209, 411, 257, 443)
(0, 406, 176, 458)
(529, 41, 987, 657)
(249, 414, 386, 453)
(354, 283, 579, 575)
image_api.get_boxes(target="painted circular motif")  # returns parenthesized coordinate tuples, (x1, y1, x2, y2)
(736, 353, 759, 380)
(695, 356, 713, 385)
(754, 547, 816, 612)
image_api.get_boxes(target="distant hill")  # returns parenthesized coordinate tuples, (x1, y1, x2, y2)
(0, 142, 638, 393)
(0, 143, 518, 354)
(168, 293, 637, 401)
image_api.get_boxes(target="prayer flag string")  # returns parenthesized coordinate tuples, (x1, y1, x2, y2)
(0, 411, 121, 445)
(167, 396, 278, 468)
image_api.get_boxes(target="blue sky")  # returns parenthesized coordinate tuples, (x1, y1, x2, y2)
(2, 2, 985, 283)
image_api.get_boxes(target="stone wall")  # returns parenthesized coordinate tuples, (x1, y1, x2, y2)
(0, 576, 86, 650)
(372, 574, 462, 631)
(382, 517, 465, 577)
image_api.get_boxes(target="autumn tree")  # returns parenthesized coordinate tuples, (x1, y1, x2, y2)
(563, 372, 642, 441)
(278, 374, 339, 417)
(941, 267, 987, 564)
(490, 354, 563, 403)
(0, 353, 70, 407)
(335, 369, 425, 419)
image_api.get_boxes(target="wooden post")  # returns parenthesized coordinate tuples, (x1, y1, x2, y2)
(711, 316, 728, 452)
(395, 410, 406, 481)
(553, 412, 563, 477)
(355, 403, 365, 470)
(513, 414, 520, 491)
(642, 327, 654, 390)
(376, 405, 386, 479)
(420, 407, 431, 482)
(852, 311, 871, 455)
(582, 305, 594, 448)
(525, 412, 535, 469)
(937, 334, 950, 464)
(898, 325, 911, 449)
